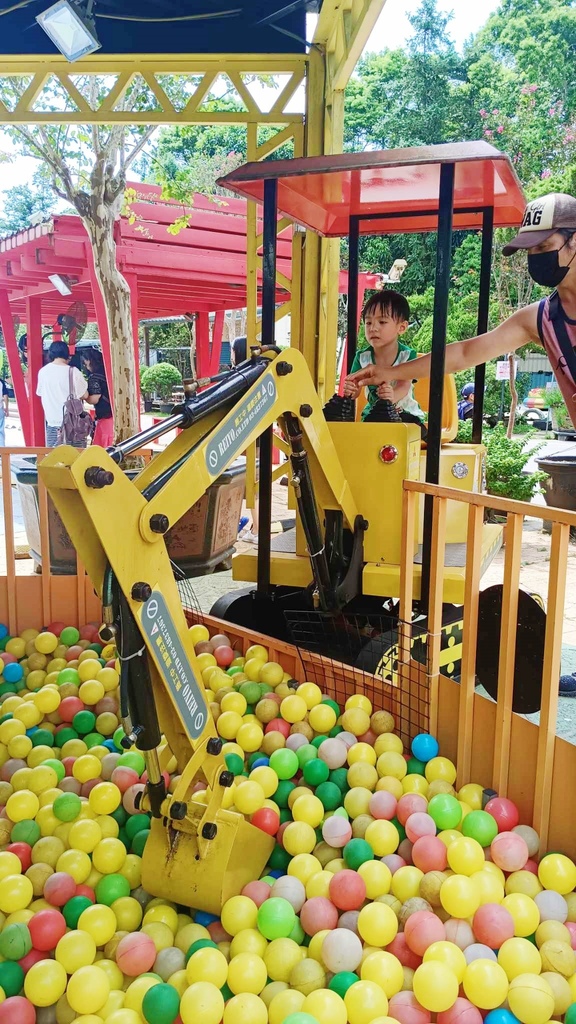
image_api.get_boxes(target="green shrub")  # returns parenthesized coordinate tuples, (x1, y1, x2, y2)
(463, 424, 547, 503)
(140, 362, 182, 400)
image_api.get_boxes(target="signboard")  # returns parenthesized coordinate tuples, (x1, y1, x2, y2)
(205, 372, 277, 477)
(496, 360, 517, 381)
(140, 591, 207, 740)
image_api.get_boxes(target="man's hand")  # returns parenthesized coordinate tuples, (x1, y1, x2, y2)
(376, 383, 394, 402)
(346, 364, 396, 388)
(342, 378, 361, 398)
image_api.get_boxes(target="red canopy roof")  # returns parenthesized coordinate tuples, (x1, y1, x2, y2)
(218, 141, 526, 237)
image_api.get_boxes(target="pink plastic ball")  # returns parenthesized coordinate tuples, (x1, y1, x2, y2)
(322, 816, 352, 848)
(208, 921, 230, 943)
(19, 949, 46, 973)
(111, 766, 140, 793)
(359, 729, 377, 747)
(44, 872, 76, 906)
(382, 854, 406, 874)
(329, 869, 366, 911)
(412, 835, 448, 872)
(116, 932, 156, 975)
(405, 812, 436, 844)
(265, 719, 291, 738)
(472, 904, 515, 948)
(437, 997, 483, 1024)
(75, 885, 96, 902)
(397, 794, 428, 826)
(389, 991, 431, 1024)
(300, 897, 339, 935)
(565, 921, 576, 949)
(524, 858, 539, 875)
(404, 910, 446, 956)
(490, 831, 529, 872)
(59, 777, 82, 794)
(444, 919, 475, 950)
(386, 932, 422, 969)
(1, 759, 26, 782)
(398, 838, 414, 863)
(241, 880, 271, 906)
(317, 739, 348, 769)
(484, 797, 519, 831)
(0, 996, 36, 1024)
(369, 790, 397, 820)
(123, 784, 146, 814)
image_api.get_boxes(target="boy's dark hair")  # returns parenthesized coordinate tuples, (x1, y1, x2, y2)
(231, 336, 247, 365)
(362, 289, 410, 324)
(48, 341, 70, 361)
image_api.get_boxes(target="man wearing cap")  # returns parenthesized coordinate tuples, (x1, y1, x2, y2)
(345, 193, 576, 427)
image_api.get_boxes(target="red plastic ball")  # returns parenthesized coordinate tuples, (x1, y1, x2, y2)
(65, 646, 83, 662)
(437, 997, 483, 1024)
(7, 842, 32, 872)
(214, 645, 235, 667)
(75, 885, 96, 902)
(251, 808, 280, 836)
(329, 869, 367, 911)
(43, 872, 76, 906)
(0, 996, 36, 1024)
(484, 796, 519, 832)
(265, 718, 291, 738)
(28, 909, 67, 952)
(19, 949, 46, 973)
(412, 835, 448, 872)
(404, 910, 446, 956)
(59, 697, 85, 722)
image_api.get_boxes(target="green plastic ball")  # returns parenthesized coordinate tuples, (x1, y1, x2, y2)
(142, 982, 181, 1024)
(303, 758, 329, 786)
(329, 768, 349, 793)
(0, 922, 32, 960)
(63, 895, 93, 929)
(53, 792, 81, 822)
(54, 727, 77, 748)
(31, 729, 54, 748)
(57, 667, 80, 686)
(461, 809, 499, 846)
(225, 753, 245, 776)
(428, 793, 462, 830)
(125, 813, 151, 841)
(11, 819, 41, 844)
(274, 780, 296, 808)
(73, 710, 96, 736)
(343, 838, 374, 869)
(60, 627, 80, 646)
(315, 782, 341, 810)
(0, 960, 24, 997)
(131, 829, 150, 856)
(269, 748, 299, 780)
(329, 972, 359, 998)
(96, 873, 131, 905)
(117, 751, 146, 775)
(269, 845, 291, 871)
(257, 897, 296, 939)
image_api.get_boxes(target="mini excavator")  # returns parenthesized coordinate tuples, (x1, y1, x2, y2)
(39, 345, 543, 912)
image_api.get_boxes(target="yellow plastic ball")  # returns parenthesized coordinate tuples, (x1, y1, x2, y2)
(375, 734, 403, 756)
(341, 708, 371, 737)
(236, 723, 264, 753)
(67, 965, 110, 1015)
(280, 695, 308, 724)
(227, 951, 267, 994)
(78, 904, 117, 947)
(365, 820, 400, 857)
(360, 950, 404, 997)
(344, 786, 372, 818)
(502, 893, 541, 937)
(538, 854, 576, 895)
(297, 683, 323, 709)
(506, 870, 543, 899)
(413, 962, 459, 1013)
(56, 849, 92, 884)
(308, 705, 337, 733)
(292, 794, 324, 828)
(73, 755, 102, 784)
(423, 940, 467, 983)
(508, 973, 554, 1024)
(268, 989, 305, 1024)
(258, 662, 283, 687)
(425, 757, 457, 784)
(34, 632, 59, 655)
(180, 982, 224, 1024)
(358, 860, 392, 900)
(111, 896, 142, 932)
(498, 937, 542, 981)
(283, 821, 317, 856)
(92, 839, 126, 875)
(303, 989, 347, 1024)
(463, 959, 509, 1009)
(447, 837, 485, 876)
(357, 902, 398, 947)
(346, 694, 372, 715)
(124, 976, 161, 1015)
(440, 874, 480, 919)
(0, 873, 33, 912)
(264, 937, 303, 983)
(344, 979, 388, 1024)
(5, 638, 26, 659)
(391, 866, 424, 903)
(377, 752, 406, 781)
(229, 928, 268, 958)
(221, 895, 258, 936)
(25, 958, 67, 1006)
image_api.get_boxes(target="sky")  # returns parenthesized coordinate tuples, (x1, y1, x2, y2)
(0, 0, 500, 205)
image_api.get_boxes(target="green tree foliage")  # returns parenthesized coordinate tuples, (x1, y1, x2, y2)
(0, 175, 56, 237)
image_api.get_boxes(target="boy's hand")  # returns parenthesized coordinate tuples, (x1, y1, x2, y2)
(342, 378, 361, 398)
(346, 364, 396, 387)
(377, 383, 394, 402)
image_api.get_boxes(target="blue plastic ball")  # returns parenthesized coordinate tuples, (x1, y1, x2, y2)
(0, 625, 8, 640)
(195, 911, 218, 926)
(411, 732, 439, 763)
(484, 1011, 520, 1024)
(3, 663, 23, 684)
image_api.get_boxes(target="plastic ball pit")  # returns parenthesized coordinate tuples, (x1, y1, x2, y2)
(0, 619, 575, 1024)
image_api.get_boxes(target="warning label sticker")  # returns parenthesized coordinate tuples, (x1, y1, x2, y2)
(140, 591, 207, 740)
(205, 371, 277, 477)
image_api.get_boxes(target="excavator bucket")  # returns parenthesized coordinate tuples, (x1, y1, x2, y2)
(141, 804, 275, 914)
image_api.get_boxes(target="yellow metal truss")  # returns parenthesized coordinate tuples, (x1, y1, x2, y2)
(0, 0, 386, 393)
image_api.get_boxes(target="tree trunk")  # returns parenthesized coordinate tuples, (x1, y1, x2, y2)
(507, 353, 518, 439)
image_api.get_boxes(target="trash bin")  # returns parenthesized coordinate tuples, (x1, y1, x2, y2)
(15, 458, 246, 577)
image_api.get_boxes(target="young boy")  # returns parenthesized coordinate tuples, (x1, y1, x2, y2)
(343, 290, 425, 429)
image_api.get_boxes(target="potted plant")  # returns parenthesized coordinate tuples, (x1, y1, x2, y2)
(140, 363, 182, 413)
(140, 365, 154, 413)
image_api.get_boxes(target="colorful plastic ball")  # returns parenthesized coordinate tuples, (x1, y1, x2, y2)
(221, 895, 258, 936)
(0, 996, 36, 1024)
(497, 937, 542, 980)
(404, 910, 446, 956)
(491, 832, 529, 873)
(344, 979, 389, 1024)
(55, 928, 97, 972)
(303, 989, 347, 1024)
(440, 875, 480, 919)
(344, 838, 374, 870)
(428, 794, 461, 830)
(257, 897, 296, 939)
(322, 815, 352, 848)
(0, 921, 31, 960)
(413, 961, 459, 1013)
(269, 749, 299, 780)
(141, 981, 180, 1024)
(24, 958, 67, 1006)
(28, 908, 66, 951)
(411, 734, 439, 763)
(534, 888, 568, 921)
(329, 869, 366, 911)
(412, 835, 447, 872)
(502, 893, 541, 937)
(115, 932, 156, 975)
(357, 902, 398, 947)
(180, 982, 224, 1024)
(0, 874, 33, 913)
(538, 853, 576, 895)
(473, 904, 515, 949)
(484, 797, 519, 832)
(423, 940, 467, 983)
(322, 929, 363, 974)
(77, 904, 117, 947)
(507, 973, 554, 1024)
(44, 871, 76, 906)
(437, 997, 483, 1024)
(462, 959, 509, 1009)
(300, 897, 338, 936)
(461, 810, 498, 847)
(67, 964, 110, 1014)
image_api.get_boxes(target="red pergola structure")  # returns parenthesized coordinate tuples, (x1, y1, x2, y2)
(0, 182, 381, 445)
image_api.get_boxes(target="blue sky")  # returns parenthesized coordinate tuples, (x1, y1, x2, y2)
(0, 0, 500, 204)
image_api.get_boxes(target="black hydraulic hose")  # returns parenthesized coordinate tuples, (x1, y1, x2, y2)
(284, 412, 334, 611)
(106, 356, 272, 464)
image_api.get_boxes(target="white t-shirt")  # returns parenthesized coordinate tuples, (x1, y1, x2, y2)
(36, 362, 87, 427)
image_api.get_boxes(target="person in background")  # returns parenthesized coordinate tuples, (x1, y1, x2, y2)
(458, 383, 475, 420)
(0, 378, 9, 447)
(36, 341, 87, 448)
(82, 348, 114, 447)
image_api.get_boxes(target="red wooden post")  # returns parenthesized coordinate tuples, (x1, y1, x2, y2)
(196, 312, 210, 378)
(209, 310, 225, 375)
(0, 289, 31, 445)
(124, 273, 142, 422)
(26, 297, 45, 445)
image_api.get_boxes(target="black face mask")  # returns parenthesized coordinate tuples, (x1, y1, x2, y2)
(528, 237, 576, 288)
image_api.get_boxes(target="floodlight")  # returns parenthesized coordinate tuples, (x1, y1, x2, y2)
(49, 274, 73, 296)
(36, 0, 101, 62)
